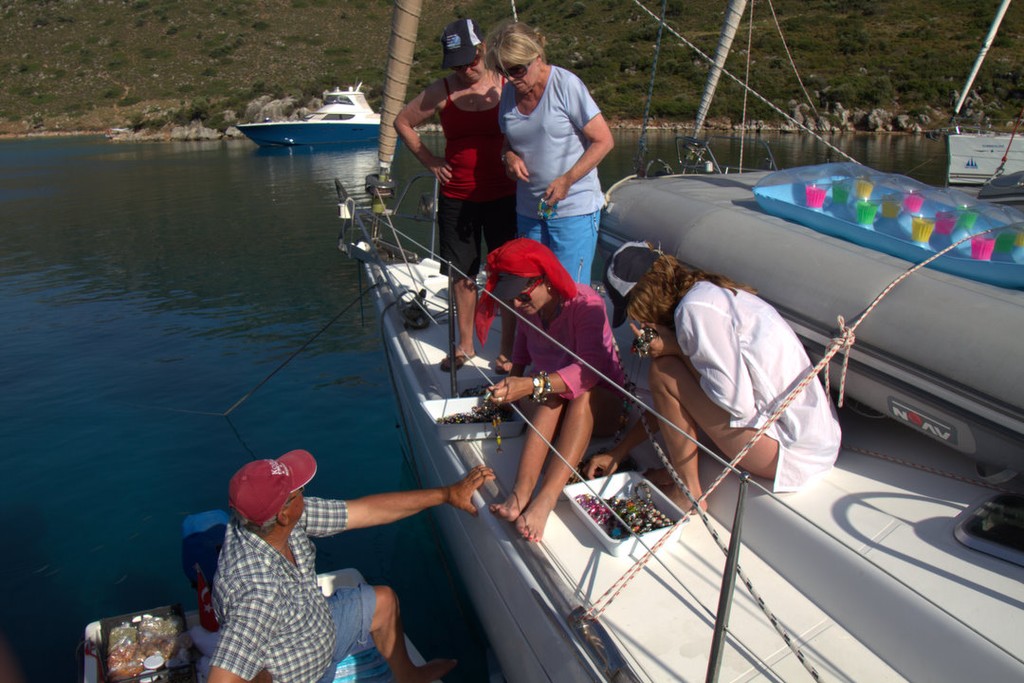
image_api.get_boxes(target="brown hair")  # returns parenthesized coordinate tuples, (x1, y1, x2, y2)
(626, 254, 756, 328)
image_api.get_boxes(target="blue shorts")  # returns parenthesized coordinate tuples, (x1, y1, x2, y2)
(516, 209, 600, 284)
(316, 583, 376, 683)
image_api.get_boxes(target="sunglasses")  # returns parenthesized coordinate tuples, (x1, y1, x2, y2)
(512, 278, 543, 304)
(500, 61, 531, 79)
(452, 52, 481, 72)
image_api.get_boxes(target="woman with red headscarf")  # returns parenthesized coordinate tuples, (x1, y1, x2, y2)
(475, 238, 625, 542)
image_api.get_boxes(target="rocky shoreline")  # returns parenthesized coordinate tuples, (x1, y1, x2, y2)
(3, 93, 1004, 143)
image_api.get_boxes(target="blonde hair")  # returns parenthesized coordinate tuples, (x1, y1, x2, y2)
(627, 255, 756, 328)
(484, 20, 546, 72)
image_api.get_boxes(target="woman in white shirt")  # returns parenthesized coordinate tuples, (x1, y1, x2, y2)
(599, 242, 841, 509)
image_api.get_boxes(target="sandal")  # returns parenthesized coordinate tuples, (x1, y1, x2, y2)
(440, 351, 474, 372)
(493, 354, 513, 375)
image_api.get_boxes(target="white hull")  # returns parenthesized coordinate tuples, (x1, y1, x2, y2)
(947, 131, 1024, 185)
(349, 204, 1024, 681)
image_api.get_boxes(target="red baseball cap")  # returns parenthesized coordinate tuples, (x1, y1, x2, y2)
(229, 450, 317, 525)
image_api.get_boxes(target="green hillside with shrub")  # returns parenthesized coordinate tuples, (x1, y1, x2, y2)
(1, 0, 1020, 134)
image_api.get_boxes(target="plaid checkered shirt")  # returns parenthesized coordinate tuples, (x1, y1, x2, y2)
(210, 497, 349, 683)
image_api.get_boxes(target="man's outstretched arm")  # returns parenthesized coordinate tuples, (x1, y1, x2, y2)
(345, 465, 494, 530)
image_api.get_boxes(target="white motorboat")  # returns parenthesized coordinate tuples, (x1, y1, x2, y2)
(944, 0, 1024, 185)
(237, 86, 381, 147)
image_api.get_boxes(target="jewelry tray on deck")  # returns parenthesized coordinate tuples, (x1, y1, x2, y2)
(423, 397, 526, 441)
(564, 472, 686, 557)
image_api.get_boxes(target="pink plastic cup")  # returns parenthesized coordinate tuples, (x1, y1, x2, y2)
(804, 184, 827, 209)
(902, 192, 924, 214)
(970, 235, 996, 261)
(934, 211, 956, 235)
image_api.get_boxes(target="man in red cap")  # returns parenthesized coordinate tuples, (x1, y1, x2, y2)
(208, 449, 494, 683)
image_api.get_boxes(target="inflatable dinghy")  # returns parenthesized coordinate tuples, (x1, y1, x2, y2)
(600, 166, 1024, 473)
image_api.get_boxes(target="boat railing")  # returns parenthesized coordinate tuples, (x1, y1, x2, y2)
(675, 134, 778, 175)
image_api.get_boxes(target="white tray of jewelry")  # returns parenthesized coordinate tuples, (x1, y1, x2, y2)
(423, 397, 525, 441)
(564, 471, 687, 557)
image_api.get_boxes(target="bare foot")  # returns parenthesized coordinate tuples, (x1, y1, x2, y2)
(398, 658, 457, 683)
(514, 498, 557, 542)
(489, 491, 524, 522)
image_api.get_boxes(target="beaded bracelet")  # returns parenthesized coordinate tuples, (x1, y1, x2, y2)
(530, 371, 552, 402)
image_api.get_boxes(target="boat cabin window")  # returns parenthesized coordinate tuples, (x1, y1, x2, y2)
(323, 114, 354, 121)
(954, 494, 1024, 568)
(325, 95, 355, 106)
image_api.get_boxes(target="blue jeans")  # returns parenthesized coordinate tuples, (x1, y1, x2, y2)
(316, 583, 377, 683)
(516, 209, 600, 284)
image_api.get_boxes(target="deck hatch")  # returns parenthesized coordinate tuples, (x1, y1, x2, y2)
(954, 494, 1024, 567)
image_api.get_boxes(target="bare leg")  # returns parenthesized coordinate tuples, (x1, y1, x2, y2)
(516, 387, 621, 542)
(648, 355, 779, 510)
(370, 585, 456, 683)
(453, 277, 477, 358)
(489, 399, 564, 522)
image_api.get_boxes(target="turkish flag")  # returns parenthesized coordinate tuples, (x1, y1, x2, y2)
(195, 562, 220, 632)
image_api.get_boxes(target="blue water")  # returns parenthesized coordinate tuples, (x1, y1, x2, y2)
(0, 136, 487, 682)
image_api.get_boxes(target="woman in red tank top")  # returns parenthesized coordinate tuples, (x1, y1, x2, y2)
(395, 18, 518, 374)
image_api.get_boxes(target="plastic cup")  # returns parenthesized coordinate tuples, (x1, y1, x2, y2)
(804, 183, 827, 209)
(854, 178, 874, 200)
(994, 232, 1017, 254)
(934, 210, 956, 235)
(855, 200, 878, 226)
(911, 216, 934, 244)
(955, 209, 978, 231)
(970, 235, 996, 261)
(881, 194, 901, 218)
(831, 179, 851, 205)
(902, 192, 924, 214)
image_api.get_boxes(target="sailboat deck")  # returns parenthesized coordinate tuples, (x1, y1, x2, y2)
(373, 257, 1024, 682)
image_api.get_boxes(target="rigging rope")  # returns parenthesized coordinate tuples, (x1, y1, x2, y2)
(766, 0, 818, 119)
(992, 104, 1024, 179)
(738, 0, 755, 171)
(633, 0, 669, 176)
(629, 0, 855, 162)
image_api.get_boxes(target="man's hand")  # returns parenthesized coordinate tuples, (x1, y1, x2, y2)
(445, 465, 495, 515)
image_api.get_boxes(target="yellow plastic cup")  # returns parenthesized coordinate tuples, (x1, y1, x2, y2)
(881, 194, 901, 218)
(854, 178, 874, 201)
(911, 216, 935, 243)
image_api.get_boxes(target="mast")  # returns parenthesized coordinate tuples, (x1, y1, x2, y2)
(377, 0, 423, 173)
(693, 0, 749, 136)
(952, 0, 1012, 119)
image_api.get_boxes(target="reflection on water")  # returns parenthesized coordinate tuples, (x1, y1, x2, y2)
(596, 129, 951, 186)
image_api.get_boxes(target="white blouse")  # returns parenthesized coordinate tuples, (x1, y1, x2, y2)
(675, 281, 841, 492)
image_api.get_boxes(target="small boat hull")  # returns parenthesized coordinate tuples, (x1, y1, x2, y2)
(948, 131, 1024, 185)
(237, 120, 380, 147)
